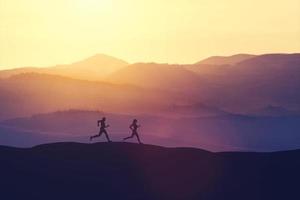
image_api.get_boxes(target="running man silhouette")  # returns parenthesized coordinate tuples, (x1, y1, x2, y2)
(123, 119, 142, 144)
(90, 117, 112, 142)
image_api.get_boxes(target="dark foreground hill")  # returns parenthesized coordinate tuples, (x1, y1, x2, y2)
(0, 142, 299, 200)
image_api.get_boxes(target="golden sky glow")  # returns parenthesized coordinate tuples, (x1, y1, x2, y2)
(0, 0, 300, 68)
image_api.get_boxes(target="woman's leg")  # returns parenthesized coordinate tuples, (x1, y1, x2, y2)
(135, 133, 142, 144)
(123, 133, 134, 140)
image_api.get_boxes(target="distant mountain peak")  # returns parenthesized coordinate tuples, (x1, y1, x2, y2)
(197, 54, 256, 65)
(237, 53, 300, 66)
(71, 53, 129, 66)
(45, 54, 130, 80)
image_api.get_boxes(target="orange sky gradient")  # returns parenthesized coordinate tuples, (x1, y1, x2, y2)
(0, 0, 300, 69)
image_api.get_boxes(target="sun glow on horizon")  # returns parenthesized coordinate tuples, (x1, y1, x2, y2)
(73, 0, 114, 12)
(0, 0, 300, 69)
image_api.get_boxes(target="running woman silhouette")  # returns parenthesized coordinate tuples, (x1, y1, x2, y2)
(90, 117, 112, 142)
(123, 119, 142, 144)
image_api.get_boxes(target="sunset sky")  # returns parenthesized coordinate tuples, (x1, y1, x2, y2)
(0, 0, 300, 69)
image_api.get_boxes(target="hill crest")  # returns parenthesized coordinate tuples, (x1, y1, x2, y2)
(0, 142, 299, 200)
